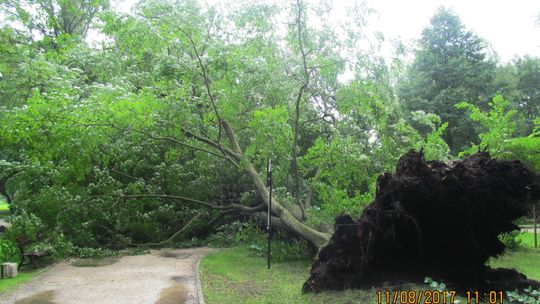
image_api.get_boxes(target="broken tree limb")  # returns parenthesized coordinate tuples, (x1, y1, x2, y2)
(129, 212, 202, 247)
(220, 119, 331, 249)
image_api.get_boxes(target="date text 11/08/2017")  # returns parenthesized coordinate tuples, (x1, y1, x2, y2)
(376, 290, 505, 304)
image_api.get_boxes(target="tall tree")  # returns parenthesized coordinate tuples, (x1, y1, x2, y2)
(398, 7, 496, 153)
(514, 56, 540, 134)
(0, 0, 452, 251)
(0, 0, 109, 42)
(492, 56, 540, 136)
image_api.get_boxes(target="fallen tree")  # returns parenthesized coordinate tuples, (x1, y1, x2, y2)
(303, 150, 540, 294)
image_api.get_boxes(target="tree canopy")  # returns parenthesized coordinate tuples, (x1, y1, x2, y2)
(0, 1, 538, 254)
(398, 7, 496, 152)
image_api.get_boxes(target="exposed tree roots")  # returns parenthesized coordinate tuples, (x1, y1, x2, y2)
(303, 150, 540, 295)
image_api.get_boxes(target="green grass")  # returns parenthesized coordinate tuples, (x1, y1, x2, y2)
(518, 231, 538, 248)
(201, 247, 377, 304)
(200, 247, 465, 304)
(489, 233, 540, 280)
(201, 238, 540, 304)
(0, 200, 8, 211)
(0, 269, 44, 294)
(490, 247, 540, 280)
(0, 198, 9, 219)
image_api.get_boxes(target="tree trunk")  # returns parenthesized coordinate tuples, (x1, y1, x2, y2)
(221, 120, 330, 249)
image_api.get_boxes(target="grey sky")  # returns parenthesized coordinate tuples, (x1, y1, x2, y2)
(366, 0, 540, 62)
(113, 0, 540, 63)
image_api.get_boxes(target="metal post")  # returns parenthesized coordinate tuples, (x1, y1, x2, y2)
(534, 203, 537, 248)
(267, 159, 272, 269)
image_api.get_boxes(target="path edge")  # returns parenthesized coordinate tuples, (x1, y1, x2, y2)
(195, 256, 205, 304)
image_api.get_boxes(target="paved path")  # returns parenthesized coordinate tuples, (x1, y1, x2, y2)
(521, 226, 538, 233)
(0, 247, 213, 304)
(0, 218, 9, 228)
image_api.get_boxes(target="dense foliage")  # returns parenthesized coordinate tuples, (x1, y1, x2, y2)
(0, 0, 538, 256)
(398, 7, 496, 152)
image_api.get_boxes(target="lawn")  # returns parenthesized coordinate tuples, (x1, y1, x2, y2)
(0, 198, 9, 220)
(0, 198, 8, 212)
(0, 269, 44, 294)
(200, 247, 469, 304)
(201, 235, 540, 304)
(518, 231, 538, 248)
(1, 198, 35, 295)
(489, 233, 540, 281)
(200, 246, 382, 304)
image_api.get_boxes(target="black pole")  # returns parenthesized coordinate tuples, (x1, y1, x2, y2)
(267, 159, 272, 269)
(534, 203, 537, 248)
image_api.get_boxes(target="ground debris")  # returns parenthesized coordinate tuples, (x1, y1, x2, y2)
(303, 150, 540, 294)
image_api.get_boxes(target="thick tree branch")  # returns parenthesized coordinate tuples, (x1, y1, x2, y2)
(78, 122, 240, 167)
(291, 0, 312, 217)
(178, 27, 224, 148)
(304, 166, 322, 211)
(129, 212, 202, 247)
(141, 130, 239, 167)
(220, 119, 330, 248)
(182, 128, 242, 163)
(92, 194, 263, 213)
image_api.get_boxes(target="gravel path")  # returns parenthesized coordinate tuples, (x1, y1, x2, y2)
(0, 219, 9, 228)
(0, 247, 214, 304)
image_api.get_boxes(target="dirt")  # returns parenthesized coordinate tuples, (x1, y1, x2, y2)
(70, 256, 121, 267)
(155, 283, 189, 304)
(13, 290, 55, 304)
(303, 150, 540, 294)
(0, 247, 214, 304)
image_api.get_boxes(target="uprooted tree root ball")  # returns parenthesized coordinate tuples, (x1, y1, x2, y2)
(303, 150, 540, 294)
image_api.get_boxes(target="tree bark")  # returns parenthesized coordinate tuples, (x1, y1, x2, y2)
(291, 0, 310, 219)
(221, 120, 330, 249)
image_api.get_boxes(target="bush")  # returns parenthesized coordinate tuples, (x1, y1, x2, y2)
(40, 229, 75, 259)
(175, 237, 206, 248)
(500, 230, 524, 251)
(206, 220, 312, 262)
(248, 236, 311, 262)
(206, 221, 263, 248)
(0, 238, 18, 263)
(4, 212, 45, 242)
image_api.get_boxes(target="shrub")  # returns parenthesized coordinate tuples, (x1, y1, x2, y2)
(507, 286, 540, 304)
(206, 220, 312, 262)
(4, 212, 45, 242)
(0, 238, 18, 263)
(206, 221, 263, 248)
(499, 230, 524, 251)
(248, 236, 311, 262)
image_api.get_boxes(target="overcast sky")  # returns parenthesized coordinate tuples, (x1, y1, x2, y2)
(114, 0, 540, 63)
(365, 0, 540, 62)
